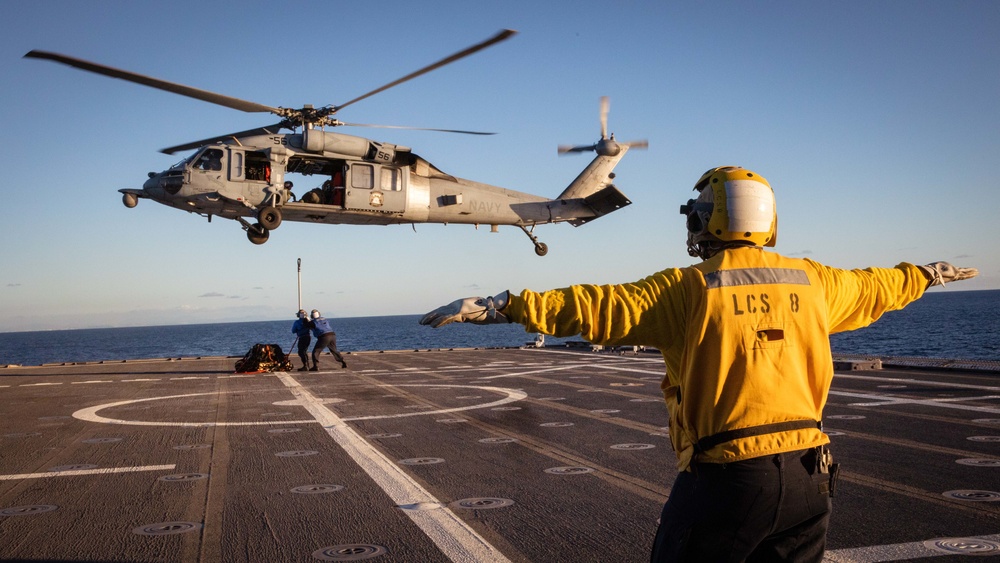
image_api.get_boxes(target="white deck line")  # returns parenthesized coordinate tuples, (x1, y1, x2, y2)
(275, 371, 512, 563)
(0, 464, 176, 481)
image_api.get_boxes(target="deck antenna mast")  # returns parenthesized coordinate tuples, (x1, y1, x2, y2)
(297, 258, 302, 312)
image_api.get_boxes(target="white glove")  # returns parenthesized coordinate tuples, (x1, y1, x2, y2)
(420, 291, 512, 328)
(918, 262, 979, 287)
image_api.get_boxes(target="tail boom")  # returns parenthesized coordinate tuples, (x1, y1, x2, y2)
(556, 149, 629, 201)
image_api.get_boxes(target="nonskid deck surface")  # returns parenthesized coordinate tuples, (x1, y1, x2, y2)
(1, 348, 999, 562)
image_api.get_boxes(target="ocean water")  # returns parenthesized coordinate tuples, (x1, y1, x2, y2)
(1, 290, 997, 367)
(829, 288, 999, 360)
(0, 315, 564, 366)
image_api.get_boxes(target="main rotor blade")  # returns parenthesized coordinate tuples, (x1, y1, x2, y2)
(333, 29, 517, 112)
(340, 122, 495, 135)
(160, 123, 287, 155)
(25, 50, 280, 115)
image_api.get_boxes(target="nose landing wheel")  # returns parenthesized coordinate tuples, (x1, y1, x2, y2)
(246, 223, 269, 245)
(237, 217, 270, 245)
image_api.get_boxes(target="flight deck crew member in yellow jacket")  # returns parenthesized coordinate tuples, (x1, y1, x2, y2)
(420, 166, 979, 563)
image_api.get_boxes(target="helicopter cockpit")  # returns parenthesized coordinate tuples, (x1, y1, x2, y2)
(192, 148, 223, 171)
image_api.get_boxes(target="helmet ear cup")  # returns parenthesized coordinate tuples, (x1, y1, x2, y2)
(683, 199, 710, 235)
(686, 208, 703, 234)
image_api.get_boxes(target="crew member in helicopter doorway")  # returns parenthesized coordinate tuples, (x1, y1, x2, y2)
(309, 310, 347, 370)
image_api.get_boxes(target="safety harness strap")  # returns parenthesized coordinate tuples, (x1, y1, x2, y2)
(694, 419, 822, 454)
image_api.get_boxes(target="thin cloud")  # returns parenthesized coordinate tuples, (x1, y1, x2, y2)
(199, 292, 225, 298)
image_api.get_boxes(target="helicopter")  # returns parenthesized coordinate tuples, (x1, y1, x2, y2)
(25, 30, 646, 256)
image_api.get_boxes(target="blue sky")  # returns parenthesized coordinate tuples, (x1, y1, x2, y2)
(2, 1, 997, 332)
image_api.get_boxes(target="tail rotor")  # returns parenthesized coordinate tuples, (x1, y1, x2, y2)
(558, 96, 648, 157)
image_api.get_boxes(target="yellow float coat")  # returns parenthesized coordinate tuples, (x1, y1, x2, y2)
(505, 247, 927, 471)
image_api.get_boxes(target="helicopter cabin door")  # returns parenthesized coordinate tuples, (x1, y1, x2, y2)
(345, 163, 406, 213)
(226, 148, 271, 182)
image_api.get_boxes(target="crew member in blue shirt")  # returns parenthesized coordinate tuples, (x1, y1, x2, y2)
(309, 309, 347, 370)
(290, 309, 313, 371)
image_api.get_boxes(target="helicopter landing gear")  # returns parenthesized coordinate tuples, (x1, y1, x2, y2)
(237, 216, 270, 245)
(257, 207, 282, 230)
(247, 223, 269, 245)
(518, 225, 548, 257)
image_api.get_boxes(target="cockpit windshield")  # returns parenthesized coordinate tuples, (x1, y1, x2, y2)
(177, 148, 208, 169)
(184, 147, 224, 171)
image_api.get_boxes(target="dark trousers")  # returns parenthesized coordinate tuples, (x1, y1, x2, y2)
(650, 448, 831, 562)
(296, 335, 311, 368)
(312, 332, 345, 367)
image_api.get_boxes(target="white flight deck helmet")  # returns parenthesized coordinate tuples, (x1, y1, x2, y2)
(297, 309, 307, 319)
(680, 166, 777, 260)
(311, 309, 321, 319)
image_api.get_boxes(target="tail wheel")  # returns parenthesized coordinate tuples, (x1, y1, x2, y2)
(518, 225, 548, 257)
(247, 223, 270, 245)
(258, 207, 282, 230)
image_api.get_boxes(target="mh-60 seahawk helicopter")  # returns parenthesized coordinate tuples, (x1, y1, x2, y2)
(26, 30, 645, 256)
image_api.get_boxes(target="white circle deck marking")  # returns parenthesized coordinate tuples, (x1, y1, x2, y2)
(72, 384, 526, 427)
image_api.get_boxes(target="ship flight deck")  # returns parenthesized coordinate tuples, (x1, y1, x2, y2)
(2, 347, 999, 562)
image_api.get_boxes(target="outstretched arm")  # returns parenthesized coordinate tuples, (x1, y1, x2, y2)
(419, 269, 686, 349)
(816, 260, 979, 334)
